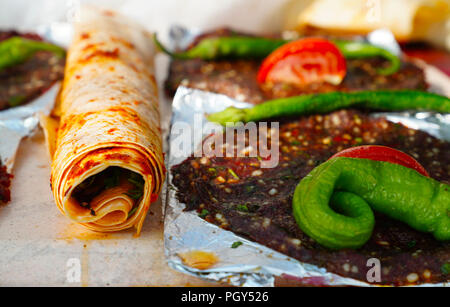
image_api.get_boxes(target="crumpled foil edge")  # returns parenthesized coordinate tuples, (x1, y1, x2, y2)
(0, 83, 60, 172)
(0, 22, 71, 173)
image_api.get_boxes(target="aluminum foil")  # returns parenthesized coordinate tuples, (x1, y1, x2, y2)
(0, 23, 71, 173)
(163, 26, 450, 286)
(164, 87, 449, 287)
(162, 25, 450, 288)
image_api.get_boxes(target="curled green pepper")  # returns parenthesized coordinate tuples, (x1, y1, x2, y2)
(207, 90, 450, 126)
(155, 34, 401, 74)
(333, 40, 401, 75)
(0, 36, 66, 71)
(293, 158, 450, 250)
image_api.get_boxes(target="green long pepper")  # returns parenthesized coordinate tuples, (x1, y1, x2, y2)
(293, 158, 450, 250)
(207, 90, 450, 126)
(0, 36, 66, 71)
(154, 34, 286, 60)
(154, 34, 401, 75)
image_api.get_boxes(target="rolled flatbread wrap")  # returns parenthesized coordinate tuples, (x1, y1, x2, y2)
(49, 7, 165, 234)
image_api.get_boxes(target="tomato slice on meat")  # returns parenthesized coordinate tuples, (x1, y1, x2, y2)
(330, 145, 430, 177)
(257, 38, 347, 87)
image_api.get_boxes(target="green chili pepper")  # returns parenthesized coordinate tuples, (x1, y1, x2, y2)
(207, 90, 450, 126)
(0, 36, 66, 71)
(292, 157, 450, 250)
(154, 34, 401, 74)
(154, 34, 286, 60)
(333, 40, 401, 75)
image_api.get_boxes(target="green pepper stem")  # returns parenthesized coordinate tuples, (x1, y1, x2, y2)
(206, 106, 249, 126)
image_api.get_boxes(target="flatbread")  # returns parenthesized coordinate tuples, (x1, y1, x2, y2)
(286, 0, 450, 50)
(47, 6, 165, 234)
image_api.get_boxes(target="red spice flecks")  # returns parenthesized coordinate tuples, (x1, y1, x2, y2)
(136, 158, 152, 175)
(103, 10, 115, 17)
(68, 160, 101, 181)
(0, 162, 13, 204)
(150, 193, 159, 203)
(59, 112, 92, 133)
(80, 48, 120, 63)
(110, 36, 135, 50)
(80, 33, 90, 40)
(104, 153, 132, 164)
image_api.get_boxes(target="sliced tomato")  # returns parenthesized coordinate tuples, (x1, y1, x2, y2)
(330, 145, 430, 177)
(257, 38, 347, 87)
